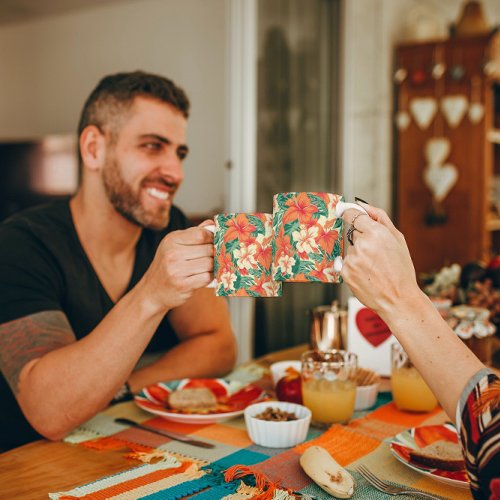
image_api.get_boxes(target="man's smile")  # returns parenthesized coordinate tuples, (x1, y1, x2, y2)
(146, 186, 170, 201)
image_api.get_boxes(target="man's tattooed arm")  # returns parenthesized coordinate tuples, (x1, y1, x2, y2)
(0, 311, 76, 395)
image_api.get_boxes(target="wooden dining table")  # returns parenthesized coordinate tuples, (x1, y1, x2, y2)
(0, 345, 298, 500)
(0, 344, 476, 499)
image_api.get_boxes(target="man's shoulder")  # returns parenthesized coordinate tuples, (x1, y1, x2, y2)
(0, 199, 71, 236)
(0, 198, 70, 228)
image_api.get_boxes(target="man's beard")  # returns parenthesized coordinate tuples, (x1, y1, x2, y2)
(102, 156, 172, 230)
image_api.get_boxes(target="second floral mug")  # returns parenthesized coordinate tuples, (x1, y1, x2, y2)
(271, 192, 345, 283)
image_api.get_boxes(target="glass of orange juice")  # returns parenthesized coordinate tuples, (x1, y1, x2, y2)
(391, 343, 438, 412)
(301, 350, 357, 427)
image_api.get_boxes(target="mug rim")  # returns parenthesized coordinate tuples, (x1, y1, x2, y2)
(214, 212, 272, 218)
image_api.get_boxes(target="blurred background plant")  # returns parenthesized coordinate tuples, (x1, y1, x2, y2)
(421, 256, 500, 366)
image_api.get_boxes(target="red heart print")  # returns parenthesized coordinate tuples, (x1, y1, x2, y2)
(355, 308, 392, 347)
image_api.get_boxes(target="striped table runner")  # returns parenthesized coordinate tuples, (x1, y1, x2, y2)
(50, 369, 472, 499)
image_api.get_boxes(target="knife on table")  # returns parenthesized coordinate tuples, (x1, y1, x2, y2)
(114, 417, 215, 449)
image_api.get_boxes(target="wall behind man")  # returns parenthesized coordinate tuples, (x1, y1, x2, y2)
(341, 0, 500, 213)
(0, 0, 226, 215)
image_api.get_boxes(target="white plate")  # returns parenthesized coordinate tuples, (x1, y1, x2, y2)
(389, 424, 469, 489)
(134, 378, 266, 424)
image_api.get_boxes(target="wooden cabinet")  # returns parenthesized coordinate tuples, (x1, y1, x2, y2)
(394, 32, 500, 276)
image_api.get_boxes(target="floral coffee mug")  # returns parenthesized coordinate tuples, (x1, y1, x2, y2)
(212, 213, 282, 297)
(272, 192, 345, 283)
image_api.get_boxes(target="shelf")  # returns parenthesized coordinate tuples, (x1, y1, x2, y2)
(395, 34, 500, 273)
(488, 129, 500, 144)
(487, 218, 500, 231)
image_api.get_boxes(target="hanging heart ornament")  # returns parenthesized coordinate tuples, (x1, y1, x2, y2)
(409, 97, 437, 130)
(425, 137, 451, 166)
(424, 164, 458, 203)
(440, 95, 468, 128)
(468, 102, 484, 124)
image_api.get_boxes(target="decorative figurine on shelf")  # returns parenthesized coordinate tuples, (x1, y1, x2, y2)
(454, 0, 490, 37)
(405, 5, 447, 42)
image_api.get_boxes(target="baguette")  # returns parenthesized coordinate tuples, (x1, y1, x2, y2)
(409, 440, 465, 471)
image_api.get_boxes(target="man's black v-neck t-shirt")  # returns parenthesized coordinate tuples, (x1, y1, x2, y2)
(0, 199, 189, 449)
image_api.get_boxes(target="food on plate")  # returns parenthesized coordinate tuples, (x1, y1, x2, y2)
(168, 387, 217, 412)
(276, 367, 303, 404)
(409, 440, 465, 471)
(254, 406, 298, 421)
(300, 445, 354, 498)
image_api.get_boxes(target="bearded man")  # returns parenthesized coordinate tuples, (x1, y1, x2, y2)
(0, 71, 236, 450)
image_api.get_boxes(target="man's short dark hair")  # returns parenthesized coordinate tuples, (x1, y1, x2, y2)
(77, 70, 190, 152)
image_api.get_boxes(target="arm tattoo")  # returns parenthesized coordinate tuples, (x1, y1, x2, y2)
(0, 311, 76, 394)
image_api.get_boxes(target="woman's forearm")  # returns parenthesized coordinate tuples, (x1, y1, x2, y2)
(380, 289, 485, 420)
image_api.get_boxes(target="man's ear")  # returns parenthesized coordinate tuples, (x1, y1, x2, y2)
(79, 125, 106, 171)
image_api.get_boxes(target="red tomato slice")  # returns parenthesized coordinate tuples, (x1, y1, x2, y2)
(413, 425, 458, 448)
(390, 442, 412, 461)
(433, 469, 468, 481)
(146, 384, 171, 403)
(223, 384, 264, 410)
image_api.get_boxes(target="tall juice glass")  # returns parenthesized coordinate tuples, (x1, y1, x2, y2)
(391, 343, 438, 412)
(301, 350, 357, 427)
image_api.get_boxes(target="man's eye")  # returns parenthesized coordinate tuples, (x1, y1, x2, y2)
(177, 148, 188, 160)
(143, 142, 161, 151)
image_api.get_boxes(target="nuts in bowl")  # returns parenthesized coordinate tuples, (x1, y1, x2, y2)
(244, 401, 311, 448)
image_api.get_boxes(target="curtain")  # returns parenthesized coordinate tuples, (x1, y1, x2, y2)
(255, 0, 341, 355)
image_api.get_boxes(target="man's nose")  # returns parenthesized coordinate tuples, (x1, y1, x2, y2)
(161, 150, 184, 183)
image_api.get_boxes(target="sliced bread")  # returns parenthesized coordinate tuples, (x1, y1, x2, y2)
(409, 440, 465, 471)
(168, 387, 217, 412)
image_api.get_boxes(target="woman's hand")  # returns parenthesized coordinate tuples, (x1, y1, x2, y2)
(340, 204, 421, 317)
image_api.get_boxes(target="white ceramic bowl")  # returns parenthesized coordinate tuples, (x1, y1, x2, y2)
(244, 401, 311, 448)
(269, 360, 302, 387)
(354, 383, 379, 410)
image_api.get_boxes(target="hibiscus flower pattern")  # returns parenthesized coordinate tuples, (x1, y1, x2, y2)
(272, 192, 344, 283)
(214, 213, 282, 297)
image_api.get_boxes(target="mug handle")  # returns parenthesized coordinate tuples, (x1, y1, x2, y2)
(333, 256, 344, 273)
(335, 201, 368, 218)
(203, 224, 217, 288)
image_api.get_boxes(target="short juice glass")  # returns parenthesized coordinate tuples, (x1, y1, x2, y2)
(301, 350, 357, 427)
(391, 343, 438, 412)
